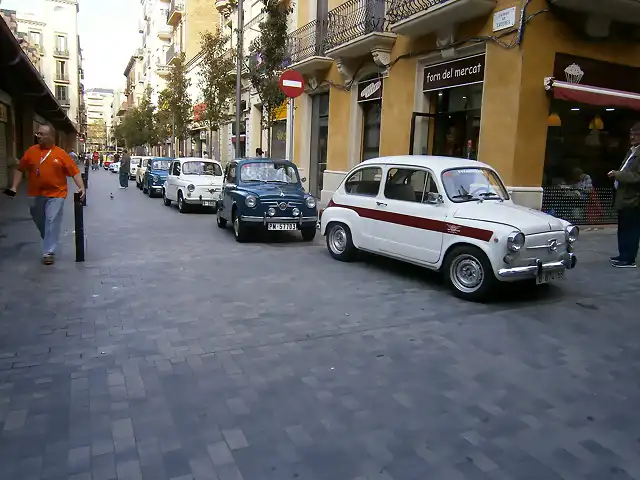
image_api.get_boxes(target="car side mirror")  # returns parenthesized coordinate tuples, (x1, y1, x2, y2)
(425, 192, 444, 205)
(301, 177, 307, 183)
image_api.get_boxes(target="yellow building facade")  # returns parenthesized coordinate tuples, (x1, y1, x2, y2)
(288, 0, 640, 217)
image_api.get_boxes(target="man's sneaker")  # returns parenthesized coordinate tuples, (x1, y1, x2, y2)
(119, 186, 126, 189)
(43, 255, 54, 265)
(611, 260, 637, 268)
(610, 256, 622, 262)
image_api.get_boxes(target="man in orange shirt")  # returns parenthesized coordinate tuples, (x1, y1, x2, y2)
(4, 125, 86, 265)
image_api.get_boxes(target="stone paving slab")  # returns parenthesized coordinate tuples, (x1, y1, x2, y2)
(0, 171, 639, 480)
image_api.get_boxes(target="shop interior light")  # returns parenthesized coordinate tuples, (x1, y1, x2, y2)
(547, 112, 562, 127)
(571, 108, 580, 111)
(606, 108, 615, 111)
(589, 115, 604, 130)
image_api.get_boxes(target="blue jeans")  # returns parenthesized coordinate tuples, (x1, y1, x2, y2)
(29, 197, 65, 256)
(617, 207, 640, 263)
(119, 171, 129, 187)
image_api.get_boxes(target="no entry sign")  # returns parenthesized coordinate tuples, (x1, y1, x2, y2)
(279, 70, 304, 98)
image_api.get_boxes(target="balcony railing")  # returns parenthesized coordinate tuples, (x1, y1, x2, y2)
(57, 98, 70, 106)
(167, 0, 184, 24)
(53, 49, 69, 58)
(326, 0, 389, 51)
(166, 44, 178, 64)
(287, 19, 329, 64)
(386, 0, 443, 24)
(55, 73, 69, 82)
(245, 12, 265, 30)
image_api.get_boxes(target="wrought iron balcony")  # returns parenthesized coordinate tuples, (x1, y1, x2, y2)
(166, 44, 180, 65)
(167, 0, 184, 25)
(57, 97, 70, 106)
(53, 49, 69, 58)
(157, 64, 171, 77)
(55, 73, 69, 83)
(158, 25, 172, 40)
(287, 20, 328, 64)
(386, 0, 496, 37)
(325, 0, 390, 52)
(548, 0, 640, 26)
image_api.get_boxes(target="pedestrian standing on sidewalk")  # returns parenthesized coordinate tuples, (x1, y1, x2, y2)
(609, 122, 640, 268)
(69, 149, 78, 164)
(119, 149, 131, 189)
(2, 125, 86, 265)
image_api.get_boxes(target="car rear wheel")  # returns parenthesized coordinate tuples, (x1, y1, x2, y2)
(178, 192, 189, 213)
(233, 211, 248, 243)
(163, 189, 171, 206)
(326, 222, 357, 261)
(443, 246, 496, 302)
(301, 226, 316, 242)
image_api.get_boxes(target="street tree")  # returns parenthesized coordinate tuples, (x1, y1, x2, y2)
(198, 30, 236, 160)
(247, 0, 293, 153)
(87, 119, 107, 149)
(158, 53, 192, 155)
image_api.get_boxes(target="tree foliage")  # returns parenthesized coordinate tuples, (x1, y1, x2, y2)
(247, 0, 293, 150)
(87, 119, 107, 147)
(158, 53, 192, 146)
(112, 87, 162, 149)
(198, 30, 236, 132)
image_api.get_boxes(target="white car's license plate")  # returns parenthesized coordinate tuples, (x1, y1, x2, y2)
(268, 223, 297, 231)
(536, 270, 565, 285)
(202, 201, 215, 207)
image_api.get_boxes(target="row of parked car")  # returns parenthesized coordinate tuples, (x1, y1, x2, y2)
(130, 154, 580, 301)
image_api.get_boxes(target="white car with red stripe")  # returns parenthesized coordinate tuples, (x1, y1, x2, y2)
(320, 156, 578, 301)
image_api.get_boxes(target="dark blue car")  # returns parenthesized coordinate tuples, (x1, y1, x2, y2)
(217, 158, 318, 242)
(142, 157, 172, 198)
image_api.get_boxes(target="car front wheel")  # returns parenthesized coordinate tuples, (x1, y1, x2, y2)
(142, 182, 148, 194)
(326, 222, 356, 261)
(178, 192, 189, 213)
(233, 211, 248, 242)
(443, 246, 496, 302)
(217, 211, 227, 228)
(301, 226, 316, 242)
(163, 189, 171, 206)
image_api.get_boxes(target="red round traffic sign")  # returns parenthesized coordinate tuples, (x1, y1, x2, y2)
(279, 70, 305, 98)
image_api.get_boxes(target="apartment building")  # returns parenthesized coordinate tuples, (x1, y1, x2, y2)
(124, 48, 145, 108)
(84, 88, 114, 149)
(140, 0, 173, 105)
(286, 0, 640, 224)
(8, 0, 82, 133)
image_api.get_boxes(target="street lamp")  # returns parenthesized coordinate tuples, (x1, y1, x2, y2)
(235, 0, 243, 159)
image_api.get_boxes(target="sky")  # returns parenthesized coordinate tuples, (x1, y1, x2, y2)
(1, 0, 140, 91)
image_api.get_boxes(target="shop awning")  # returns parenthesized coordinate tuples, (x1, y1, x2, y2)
(544, 77, 640, 110)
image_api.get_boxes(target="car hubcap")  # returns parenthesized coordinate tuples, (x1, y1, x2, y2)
(233, 217, 240, 236)
(330, 226, 347, 254)
(178, 198, 182, 208)
(450, 254, 484, 293)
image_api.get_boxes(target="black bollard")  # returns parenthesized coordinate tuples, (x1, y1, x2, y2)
(80, 173, 87, 206)
(74, 192, 85, 262)
(84, 164, 89, 189)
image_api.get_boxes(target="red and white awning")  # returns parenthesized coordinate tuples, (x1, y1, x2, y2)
(544, 77, 640, 110)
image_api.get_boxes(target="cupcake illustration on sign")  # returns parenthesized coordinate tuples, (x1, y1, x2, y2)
(564, 63, 584, 84)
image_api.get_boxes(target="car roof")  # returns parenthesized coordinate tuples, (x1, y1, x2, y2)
(151, 157, 173, 161)
(234, 157, 295, 166)
(175, 157, 221, 164)
(361, 155, 493, 173)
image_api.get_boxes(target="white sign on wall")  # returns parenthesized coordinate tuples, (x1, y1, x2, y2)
(493, 6, 517, 32)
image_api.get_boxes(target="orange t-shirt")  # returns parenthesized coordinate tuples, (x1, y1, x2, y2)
(18, 145, 80, 198)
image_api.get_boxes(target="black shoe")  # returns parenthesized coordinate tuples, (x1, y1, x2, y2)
(611, 260, 637, 268)
(610, 256, 622, 262)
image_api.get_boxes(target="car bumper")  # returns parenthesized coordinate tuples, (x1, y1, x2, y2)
(497, 253, 577, 280)
(240, 215, 317, 228)
(150, 184, 163, 190)
(184, 196, 219, 206)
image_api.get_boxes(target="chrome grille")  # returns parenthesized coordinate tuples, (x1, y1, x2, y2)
(521, 232, 567, 264)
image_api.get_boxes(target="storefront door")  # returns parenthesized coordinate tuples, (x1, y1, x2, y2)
(309, 92, 329, 199)
(410, 109, 480, 159)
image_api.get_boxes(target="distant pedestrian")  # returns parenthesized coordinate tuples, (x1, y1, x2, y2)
(609, 122, 640, 268)
(119, 149, 131, 189)
(256, 148, 263, 158)
(203, 151, 209, 159)
(3, 125, 86, 265)
(69, 149, 78, 164)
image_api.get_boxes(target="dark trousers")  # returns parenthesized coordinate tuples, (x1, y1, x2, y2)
(617, 207, 640, 263)
(119, 171, 129, 187)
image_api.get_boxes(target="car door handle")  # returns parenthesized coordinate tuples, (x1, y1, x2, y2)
(376, 201, 387, 207)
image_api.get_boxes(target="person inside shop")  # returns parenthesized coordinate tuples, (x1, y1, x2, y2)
(255, 148, 264, 158)
(608, 122, 640, 268)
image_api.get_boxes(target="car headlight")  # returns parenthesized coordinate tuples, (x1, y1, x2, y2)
(187, 184, 195, 192)
(152, 175, 159, 183)
(565, 225, 579, 243)
(507, 231, 525, 252)
(245, 195, 257, 208)
(305, 196, 316, 209)
(268, 207, 276, 216)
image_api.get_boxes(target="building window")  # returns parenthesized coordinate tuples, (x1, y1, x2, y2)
(56, 60, 67, 79)
(55, 35, 67, 52)
(357, 76, 383, 162)
(55, 85, 68, 101)
(29, 31, 41, 45)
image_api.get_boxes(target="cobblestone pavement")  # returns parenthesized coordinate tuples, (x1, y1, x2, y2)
(0, 170, 639, 480)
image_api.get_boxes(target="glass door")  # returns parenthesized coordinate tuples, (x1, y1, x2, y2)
(310, 93, 329, 198)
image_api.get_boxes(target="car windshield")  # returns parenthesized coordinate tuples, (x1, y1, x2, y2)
(131, 158, 140, 166)
(239, 162, 299, 183)
(441, 168, 509, 202)
(182, 161, 222, 176)
(151, 160, 171, 171)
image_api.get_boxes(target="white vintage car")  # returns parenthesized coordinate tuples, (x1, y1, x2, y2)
(162, 157, 224, 213)
(320, 156, 579, 301)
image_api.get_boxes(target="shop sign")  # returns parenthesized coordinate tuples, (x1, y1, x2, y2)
(358, 78, 383, 103)
(199, 130, 207, 140)
(553, 54, 640, 94)
(493, 6, 517, 32)
(423, 54, 485, 92)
